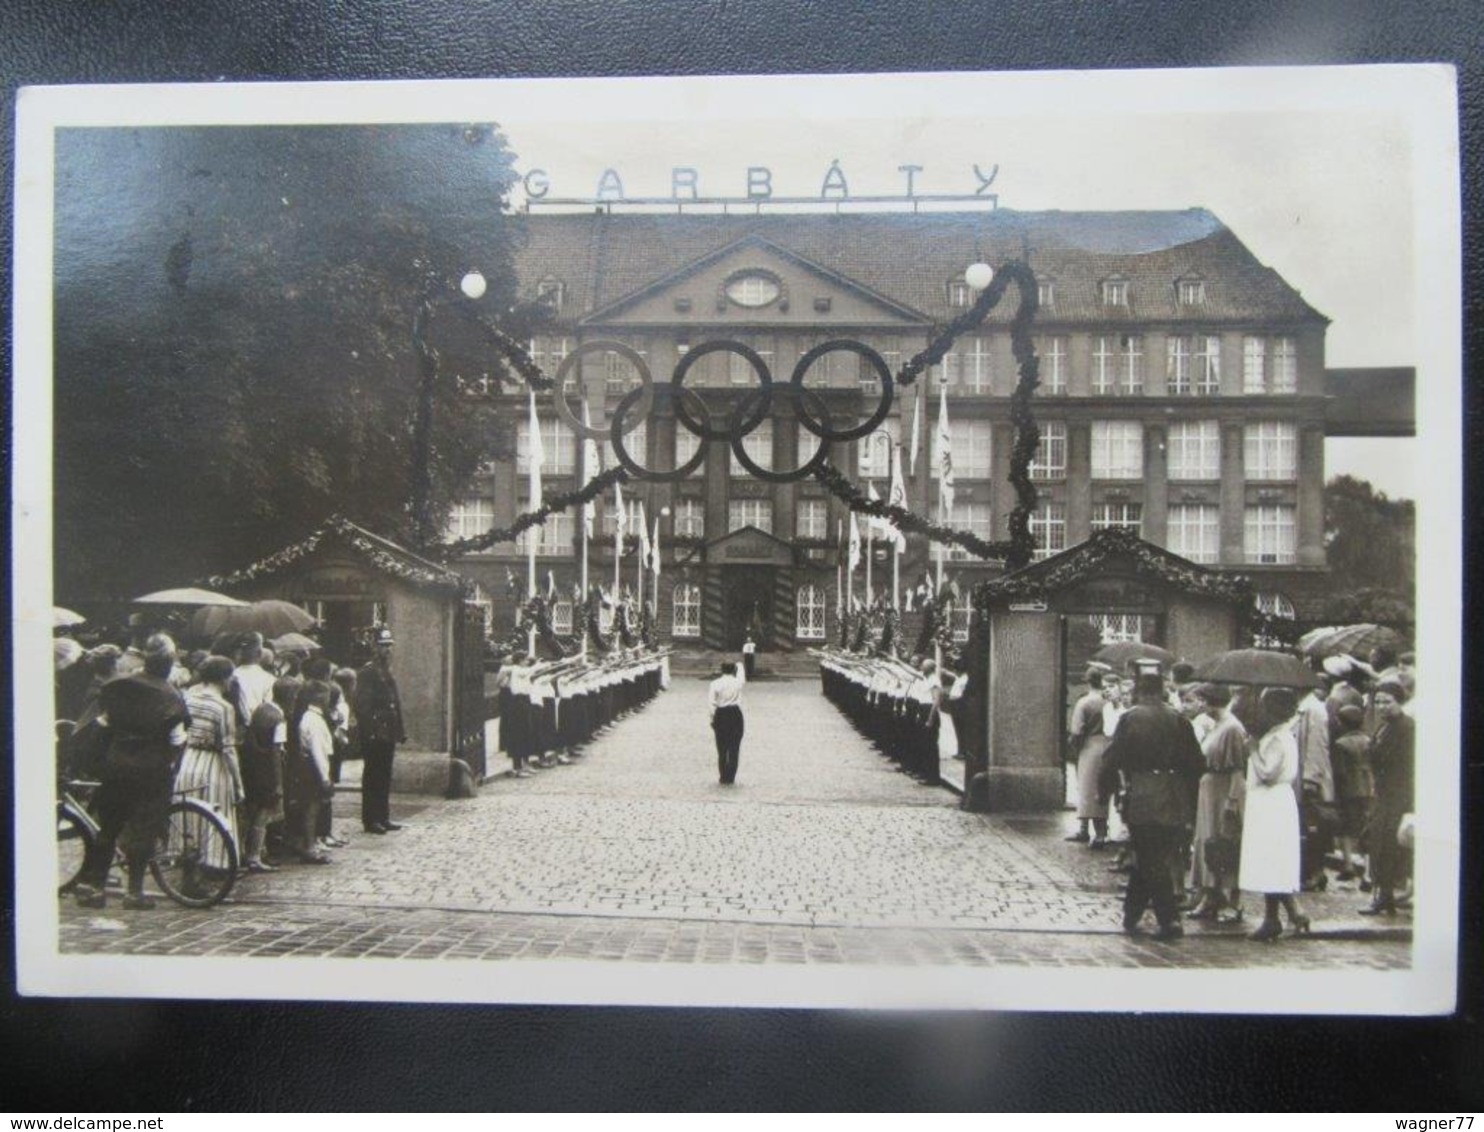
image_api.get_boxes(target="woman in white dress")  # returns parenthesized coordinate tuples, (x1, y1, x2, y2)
(1239, 686, 1311, 941)
(174, 655, 244, 872)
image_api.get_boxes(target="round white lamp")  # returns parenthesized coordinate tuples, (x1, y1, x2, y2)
(965, 262, 994, 291)
(459, 270, 488, 300)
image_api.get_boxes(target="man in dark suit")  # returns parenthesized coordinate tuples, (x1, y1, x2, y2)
(355, 627, 406, 834)
(1100, 668, 1205, 940)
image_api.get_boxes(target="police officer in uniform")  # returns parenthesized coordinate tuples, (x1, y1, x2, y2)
(355, 627, 406, 833)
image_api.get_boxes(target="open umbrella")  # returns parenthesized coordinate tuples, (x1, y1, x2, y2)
(53, 606, 87, 629)
(1305, 623, 1406, 661)
(190, 599, 317, 641)
(1091, 641, 1176, 671)
(270, 631, 321, 655)
(1193, 648, 1321, 689)
(1296, 625, 1341, 656)
(134, 587, 247, 607)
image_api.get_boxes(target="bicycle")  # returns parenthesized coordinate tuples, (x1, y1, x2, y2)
(58, 779, 239, 908)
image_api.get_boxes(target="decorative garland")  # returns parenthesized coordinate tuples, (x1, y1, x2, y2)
(585, 589, 615, 654)
(875, 607, 900, 658)
(431, 465, 629, 561)
(206, 515, 466, 591)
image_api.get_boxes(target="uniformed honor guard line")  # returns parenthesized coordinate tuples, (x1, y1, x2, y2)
(497, 649, 670, 775)
(815, 648, 947, 785)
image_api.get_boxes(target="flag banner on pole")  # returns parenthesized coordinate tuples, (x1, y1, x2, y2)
(651, 514, 661, 576)
(614, 478, 626, 548)
(848, 512, 861, 572)
(582, 402, 600, 540)
(887, 444, 908, 553)
(527, 387, 545, 509)
(546, 570, 556, 600)
(637, 501, 651, 562)
(909, 385, 921, 474)
(937, 382, 955, 517)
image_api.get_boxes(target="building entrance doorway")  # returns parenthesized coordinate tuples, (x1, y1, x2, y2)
(722, 567, 775, 651)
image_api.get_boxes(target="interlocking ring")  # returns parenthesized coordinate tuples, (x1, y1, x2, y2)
(792, 339, 893, 443)
(670, 340, 773, 441)
(551, 340, 654, 440)
(728, 386, 833, 484)
(609, 385, 711, 483)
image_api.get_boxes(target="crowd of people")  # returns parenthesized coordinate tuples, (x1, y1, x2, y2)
(817, 650, 966, 783)
(490, 648, 668, 777)
(1067, 647, 1418, 941)
(56, 623, 408, 910)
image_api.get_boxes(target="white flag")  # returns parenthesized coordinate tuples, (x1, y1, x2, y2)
(937, 381, 955, 518)
(614, 478, 626, 552)
(887, 444, 908, 553)
(527, 387, 544, 509)
(909, 385, 921, 474)
(637, 501, 651, 563)
(582, 402, 601, 540)
(651, 513, 661, 576)
(848, 512, 862, 571)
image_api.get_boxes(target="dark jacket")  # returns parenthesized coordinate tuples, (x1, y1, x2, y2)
(1099, 700, 1205, 827)
(1370, 713, 1414, 816)
(96, 672, 189, 777)
(355, 661, 405, 745)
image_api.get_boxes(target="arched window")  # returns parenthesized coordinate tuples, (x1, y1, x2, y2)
(796, 583, 826, 641)
(672, 583, 701, 638)
(551, 600, 574, 636)
(1253, 591, 1296, 647)
(468, 583, 494, 637)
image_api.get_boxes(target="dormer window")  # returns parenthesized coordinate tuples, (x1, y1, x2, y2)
(1101, 278, 1129, 307)
(1177, 278, 1206, 305)
(1037, 280, 1056, 309)
(948, 280, 972, 307)
(536, 277, 565, 310)
(724, 271, 781, 309)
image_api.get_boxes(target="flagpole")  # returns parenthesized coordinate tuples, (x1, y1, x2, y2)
(636, 503, 646, 617)
(526, 388, 541, 660)
(865, 484, 874, 610)
(651, 514, 660, 626)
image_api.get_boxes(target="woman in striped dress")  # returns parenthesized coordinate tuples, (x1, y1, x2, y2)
(174, 655, 244, 870)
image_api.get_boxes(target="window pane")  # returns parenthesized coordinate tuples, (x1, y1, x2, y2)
(935, 420, 991, 478)
(1167, 504, 1219, 564)
(728, 499, 773, 533)
(1029, 422, 1067, 480)
(796, 499, 827, 540)
(1029, 502, 1066, 561)
(1090, 421, 1143, 479)
(1168, 420, 1220, 480)
(1245, 505, 1296, 564)
(948, 502, 992, 561)
(1272, 337, 1298, 393)
(1039, 335, 1067, 395)
(446, 497, 494, 542)
(1243, 335, 1266, 393)
(796, 583, 827, 640)
(730, 419, 773, 475)
(1243, 421, 1297, 481)
(672, 583, 701, 638)
(1091, 502, 1142, 536)
(674, 427, 704, 477)
(857, 420, 898, 480)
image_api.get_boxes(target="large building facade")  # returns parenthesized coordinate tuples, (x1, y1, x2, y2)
(449, 209, 1351, 652)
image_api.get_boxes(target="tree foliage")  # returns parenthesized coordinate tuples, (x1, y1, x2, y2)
(54, 124, 544, 601)
(1322, 474, 1415, 624)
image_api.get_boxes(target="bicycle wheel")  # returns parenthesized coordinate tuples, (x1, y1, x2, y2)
(57, 805, 94, 896)
(150, 799, 238, 908)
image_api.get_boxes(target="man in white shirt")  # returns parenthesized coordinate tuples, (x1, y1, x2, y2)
(229, 633, 278, 735)
(742, 634, 758, 680)
(709, 660, 746, 785)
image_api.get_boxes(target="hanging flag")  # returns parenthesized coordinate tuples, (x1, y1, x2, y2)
(909, 385, 921, 474)
(526, 387, 545, 509)
(887, 444, 908, 553)
(651, 512, 661, 576)
(613, 478, 627, 552)
(937, 381, 955, 518)
(848, 512, 862, 572)
(546, 570, 557, 600)
(637, 501, 651, 564)
(582, 402, 601, 540)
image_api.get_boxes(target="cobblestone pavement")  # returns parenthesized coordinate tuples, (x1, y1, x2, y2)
(58, 678, 1411, 968)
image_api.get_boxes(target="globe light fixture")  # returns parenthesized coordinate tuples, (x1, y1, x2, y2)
(965, 262, 994, 291)
(459, 270, 487, 300)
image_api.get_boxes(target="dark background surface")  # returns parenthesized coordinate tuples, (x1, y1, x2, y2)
(2, 0, 1480, 1112)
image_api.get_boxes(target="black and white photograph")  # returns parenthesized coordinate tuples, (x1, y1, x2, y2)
(12, 66, 1461, 1013)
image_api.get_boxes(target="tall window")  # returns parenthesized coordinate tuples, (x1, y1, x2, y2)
(516, 417, 576, 475)
(796, 498, 828, 540)
(1244, 421, 1298, 481)
(857, 420, 898, 480)
(728, 499, 773, 533)
(529, 336, 572, 375)
(728, 333, 775, 385)
(1029, 502, 1067, 561)
(796, 584, 827, 641)
(1029, 422, 1067, 480)
(515, 504, 574, 556)
(446, 496, 493, 543)
(1272, 336, 1298, 393)
(1253, 591, 1296, 647)
(1091, 502, 1143, 535)
(468, 585, 494, 638)
(1102, 279, 1128, 306)
(1178, 279, 1206, 305)
(1167, 420, 1221, 480)
(673, 498, 704, 539)
(960, 336, 993, 394)
(604, 420, 646, 472)
(1119, 334, 1144, 395)
(948, 279, 971, 307)
(934, 419, 992, 479)
(1092, 335, 1116, 394)
(796, 423, 824, 470)
(1091, 421, 1143, 479)
(1167, 504, 1220, 564)
(1038, 281, 1056, 309)
(730, 418, 773, 475)
(865, 337, 903, 393)
(1245, 504, 1296, 564)
(551, 600, 574, 636)
(948, 502, 992, 561)
(1090, 613, 1146, 643)
(952, 604, 973, 643)
(672, 583, 701, 638)
(1038, 335, 1067, 395)
(673, 427, 703, 477)
(1242, 335, 1267, 394)
(602, 337, 647, 394)
(802, 337, 854, 386)
(934, 347, 959, 390)
(1169, 334, 1221, 395)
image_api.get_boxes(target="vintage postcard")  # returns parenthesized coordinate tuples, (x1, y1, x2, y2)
(12, 66, 1460, 1011)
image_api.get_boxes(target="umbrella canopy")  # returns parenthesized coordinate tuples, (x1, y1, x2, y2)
(54, 606, 87, 629)
(1296, 625, 1341, 655)
(1193, 648, 1321, 689)
(270, 631, 321, 655)
(1304, 623, 1406, 661)
(190, 599, 317, 641)
(54, 637, 84, 671)
(1091, 641, 1176, 672)
(134, 587, 248, 607)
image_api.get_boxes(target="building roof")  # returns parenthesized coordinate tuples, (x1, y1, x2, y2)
(512, 209, 1327, 327)
(975, 527, 1252, 605)
(207, 515, 468, 591)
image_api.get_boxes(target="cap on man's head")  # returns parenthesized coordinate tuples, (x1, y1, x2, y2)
(374, 627, 395, 646)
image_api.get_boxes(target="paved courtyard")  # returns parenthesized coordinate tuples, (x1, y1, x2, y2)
(59, 677, 1411, 969)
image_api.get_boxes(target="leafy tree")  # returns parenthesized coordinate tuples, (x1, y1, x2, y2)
(1322, 475, 1415, 624)
(54, 124, 545, 601)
